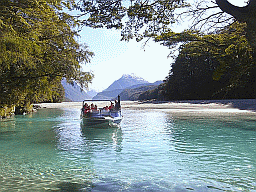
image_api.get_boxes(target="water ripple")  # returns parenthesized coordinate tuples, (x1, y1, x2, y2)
(1, 108, 256, 191)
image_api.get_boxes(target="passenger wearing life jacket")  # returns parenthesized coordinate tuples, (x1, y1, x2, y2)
(109, 102, 114, 110)
(83, 103, 90, 114)
(83, 103, 88, 111)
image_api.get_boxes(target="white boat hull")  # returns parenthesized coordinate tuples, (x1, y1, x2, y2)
(81, 111, 122, 127)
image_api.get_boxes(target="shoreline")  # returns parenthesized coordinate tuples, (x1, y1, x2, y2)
(36, 99, 256, 113)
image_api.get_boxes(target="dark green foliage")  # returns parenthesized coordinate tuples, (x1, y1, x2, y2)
(139, 22, 256, 101)
(162, 23, 256, 100)
(40, 81, 66, 103)
(120, 85, 159, 101)
(76, 0, 189, 41)
(0, 0, 93, 110)
(138, 84, 166, 101)
(163, 54, 222, 100)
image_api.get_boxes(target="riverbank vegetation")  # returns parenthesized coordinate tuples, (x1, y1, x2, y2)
(1, 0, 256, 117)
(139, 22, 256, 100)
(0, 0, 93, 117)
(116, 22, 256, 101)
(74, 0, 256, 101)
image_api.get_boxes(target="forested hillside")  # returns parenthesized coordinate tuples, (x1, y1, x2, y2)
(119, 81, 163, 100)
(2, 0, 256, 117)
(139, 23, 256, 101)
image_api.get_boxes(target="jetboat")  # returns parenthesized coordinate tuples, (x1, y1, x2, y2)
(81, 96, 122, 127)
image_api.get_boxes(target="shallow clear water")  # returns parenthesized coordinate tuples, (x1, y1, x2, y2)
(1, 107, 256, 191)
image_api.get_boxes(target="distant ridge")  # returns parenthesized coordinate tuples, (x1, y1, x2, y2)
(119, 81, 163, 100)
(62, 79, 97, 101)
(92, 74, 163, 100)
(93, 74, 150, 100)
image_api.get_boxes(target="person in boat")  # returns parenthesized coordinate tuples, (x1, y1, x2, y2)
(83, 103, 91, 114)
(82, 103, 88, 112)
(83, 103, 88, 109)
(91, 104, 98, 112)
(104, 106, 109, 111)
(115, 100, 121, 111)
(113, 95, 121, 111)
(109, 102, 114, 111)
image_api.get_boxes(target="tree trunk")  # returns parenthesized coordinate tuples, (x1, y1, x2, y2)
(216, 0, 256, 56)
(216, 0, 255, 22)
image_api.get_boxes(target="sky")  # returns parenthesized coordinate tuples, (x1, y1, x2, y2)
(77, 0, 246, 92)
(79, 28, 173, 91)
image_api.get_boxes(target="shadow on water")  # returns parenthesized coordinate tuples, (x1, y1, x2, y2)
(0, 108, 64, 145)
(54, 178, 226, 192)
(55, 181, 94, 192)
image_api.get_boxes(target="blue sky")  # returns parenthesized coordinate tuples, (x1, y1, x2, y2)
(79, 27, 173, 91)
(77, 0, 246, 91)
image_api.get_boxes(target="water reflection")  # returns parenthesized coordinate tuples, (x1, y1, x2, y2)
(54, 109, 123, 154)
(81, 126, 123, 153)
(54, 112, 124, 190)
(0, 108, 80, 191)
(1, 107, 256, 191)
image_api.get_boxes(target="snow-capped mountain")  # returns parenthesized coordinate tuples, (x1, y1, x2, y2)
(92, 74, 150, 100)
(104, 74, 149, 92)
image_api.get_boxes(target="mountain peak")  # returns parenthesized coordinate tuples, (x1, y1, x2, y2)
(121, 73, 136, 78)
(121, 73, 144, 80)
(104, 74, 149, 92)
(92, 74, 150, 100)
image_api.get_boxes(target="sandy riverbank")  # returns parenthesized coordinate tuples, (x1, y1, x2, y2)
(36, 99, 256, 113)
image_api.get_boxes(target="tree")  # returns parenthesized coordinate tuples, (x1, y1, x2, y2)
(76, 0, 256, 52)
(216, 0, 256, 54)
(180, 0, 256, 58)
(137, 22, 256, 100)
(76, 0, 189, 41)
(0, 0, 94, 109)
(162, 22, 256, 100)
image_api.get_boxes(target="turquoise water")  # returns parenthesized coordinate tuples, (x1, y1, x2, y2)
(1, 107, 256, 191)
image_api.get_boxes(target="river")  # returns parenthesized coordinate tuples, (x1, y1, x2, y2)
(0, 106, 256, 191)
